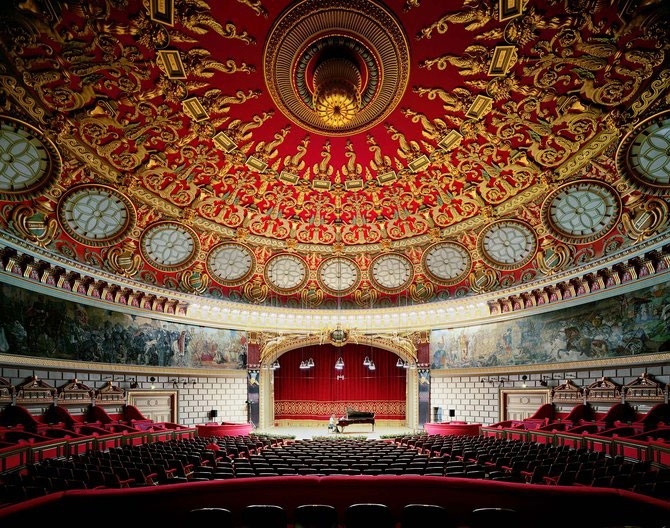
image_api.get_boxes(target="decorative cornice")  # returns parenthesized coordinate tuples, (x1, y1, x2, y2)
(1, 228, 670, 333)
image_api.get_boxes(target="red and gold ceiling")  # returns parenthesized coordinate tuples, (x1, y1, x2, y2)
(0, 0, 668, 317)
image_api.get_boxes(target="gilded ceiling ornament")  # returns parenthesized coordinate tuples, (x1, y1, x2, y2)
(536, 240, 572, 275)
(353, 284, 378, 307)
(421, 45, 491, 76)
(179, 48, 255, 78)
(386, 124, 424, 165)
(402, 108, 447, 142)
(253, 126, 290, 169)
(409, 276, 433, 302)
(341, 141, 363, 180)
(79, 102, 180, 172)
(621, 196, 669, 244)
(225, 111, 274, 145)
(413, 86, 472, 117)
(140, 166, 200, 207)
(243, 277, 268, 304)
(417, 1, 496, 40)
(10, 203, 57, 248)
(180, 264, 209, 295)
(469, 263, 498, 294)
(175, 2, 255, 45)
(501, 5, 559, 47)
(236, 0, 268, 18)
(300, 286, 324, 308)
(403, 0, 420, 11)
(106, 241, 142, 278)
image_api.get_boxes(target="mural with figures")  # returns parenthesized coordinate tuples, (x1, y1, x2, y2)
(431, 280, 670, 369)
(0, 282, 247, 369)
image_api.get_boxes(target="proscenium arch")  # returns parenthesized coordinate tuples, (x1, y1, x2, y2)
(257, 333, 420, 430)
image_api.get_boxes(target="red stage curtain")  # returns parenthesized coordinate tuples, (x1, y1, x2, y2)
(273, 343, 406, 420)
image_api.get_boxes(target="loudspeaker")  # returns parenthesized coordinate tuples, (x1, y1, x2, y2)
(209, 409, 218, 419)
(449, 409, 456, 418)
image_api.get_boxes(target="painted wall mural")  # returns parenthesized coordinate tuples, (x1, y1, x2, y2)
(430, 280, 670, 369)
(0, 281, 247, 369)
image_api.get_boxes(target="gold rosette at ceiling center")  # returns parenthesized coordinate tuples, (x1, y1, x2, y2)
(312, 57, 362, 128)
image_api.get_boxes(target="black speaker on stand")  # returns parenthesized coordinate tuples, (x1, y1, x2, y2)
(245, 400, 254, 427)
(209, 409, 218, 422)
(449, 409, 456, 421)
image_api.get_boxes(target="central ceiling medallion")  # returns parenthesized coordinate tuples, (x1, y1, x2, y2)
(264, 0, 409, 136)
(313, 57, 362, 127)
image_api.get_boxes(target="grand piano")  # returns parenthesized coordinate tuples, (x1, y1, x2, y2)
(336, 408, 375, 432)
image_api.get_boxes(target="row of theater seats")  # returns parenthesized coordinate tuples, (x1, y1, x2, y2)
(3, 432, 670, 508)
(0, 434, 282, 506)
(392, 433, 670, 498)
(188, 502, 519, 528)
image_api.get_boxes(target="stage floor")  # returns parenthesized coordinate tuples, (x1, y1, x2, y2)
(252, 424, 419, 440)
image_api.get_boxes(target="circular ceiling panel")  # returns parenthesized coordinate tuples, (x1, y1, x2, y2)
(422, 242, 472, 286)
(543, 180, 621, 244)
(370, 253, 414, 294)
(58, 185, 135, 247)
(317, 257, 360, 296)
(140, 221, 199, 271)
(207, 243, 256, 287)
(264, 253, 309, 294)
(478, 220, 537, 270)
(0, 116, 60, 201)
(617, 110, 670, 194)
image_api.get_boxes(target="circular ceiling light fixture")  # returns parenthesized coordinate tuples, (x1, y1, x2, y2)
(312, 57, 362, 128)
(264, 0, 409, 136)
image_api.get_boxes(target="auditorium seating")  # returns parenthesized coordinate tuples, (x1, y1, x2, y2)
(4, 432, 670, 510)
(1, 473, 669, 528)
(2, 372, 670, 526)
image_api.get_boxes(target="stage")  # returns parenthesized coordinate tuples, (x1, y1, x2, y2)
(252, 423, 419, 440)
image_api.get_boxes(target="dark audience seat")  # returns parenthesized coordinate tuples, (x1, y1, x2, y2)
(188, 507, 234, 526)
(293, 504, 339, 528)
(400, 503, 454, 528)
(469, 507, 520, 528)
(242, 504, 288, 528)
(344, 503, 394, 528)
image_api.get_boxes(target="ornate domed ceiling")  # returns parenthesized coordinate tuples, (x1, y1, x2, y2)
(0, 0, 669, 326)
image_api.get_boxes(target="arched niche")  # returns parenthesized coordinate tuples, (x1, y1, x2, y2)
(257, 332, 420, 430)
